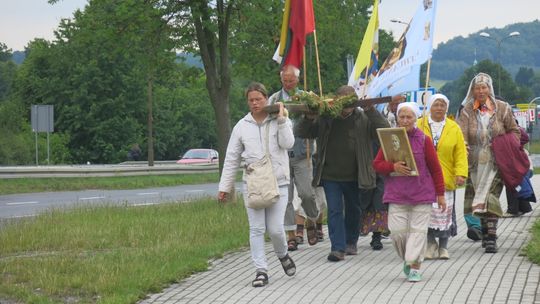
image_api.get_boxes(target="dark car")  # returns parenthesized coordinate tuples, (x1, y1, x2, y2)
(176, 149, 219, 165)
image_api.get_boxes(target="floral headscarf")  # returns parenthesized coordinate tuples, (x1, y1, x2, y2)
(460, 72, 496, 106)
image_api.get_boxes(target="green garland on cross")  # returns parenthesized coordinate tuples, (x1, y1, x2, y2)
(286, 91, 358, 118)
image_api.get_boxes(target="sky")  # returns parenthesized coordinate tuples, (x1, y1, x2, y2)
(1, 0, 540, 51)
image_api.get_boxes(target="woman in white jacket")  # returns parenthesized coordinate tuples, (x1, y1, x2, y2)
(218, 82, 295, 287)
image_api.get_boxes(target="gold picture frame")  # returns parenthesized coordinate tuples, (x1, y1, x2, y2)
(376, 127, 419, 176)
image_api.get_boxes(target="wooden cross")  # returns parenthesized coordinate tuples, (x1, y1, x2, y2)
(264, 96, 392, 114)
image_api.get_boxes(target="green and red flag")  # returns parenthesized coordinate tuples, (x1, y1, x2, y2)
(273, 0, 315, 68)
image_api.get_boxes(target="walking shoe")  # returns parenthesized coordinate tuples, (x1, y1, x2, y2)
(407, 269, 422, 282)
(403, 262, 411, 276)
(370, 233, 383, 250)
(502, 212, 521, 218)
(424, 242, 439, 260)
(327, 251, 345, 262)
(345, 244, 358, 255)
(467, 227, 483, 241)
(252, 272, 268, 287)
(438, 248, 449, 260)
(484, 240, 498, 253)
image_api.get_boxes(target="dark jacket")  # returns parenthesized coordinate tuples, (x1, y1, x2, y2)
(295, 107, 390, 189)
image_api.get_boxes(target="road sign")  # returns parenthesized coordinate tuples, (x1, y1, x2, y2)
(411, 88, 436, 111)
(31, 105, 54, 133)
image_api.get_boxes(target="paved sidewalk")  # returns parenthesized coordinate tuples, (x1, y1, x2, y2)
(140, 177, 540, 304)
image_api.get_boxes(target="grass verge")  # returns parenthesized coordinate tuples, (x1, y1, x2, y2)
(0, 198, 248, 303)
(0, 173, 228, 195)
(526, 219, 540, 263)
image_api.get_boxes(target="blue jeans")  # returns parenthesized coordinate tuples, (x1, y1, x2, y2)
(322, 180, 361, 252)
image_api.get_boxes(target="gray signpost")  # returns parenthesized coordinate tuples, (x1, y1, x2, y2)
(31, 105, 54, 165)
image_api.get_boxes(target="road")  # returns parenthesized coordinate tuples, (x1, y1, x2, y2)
(0, 182, 242, 219)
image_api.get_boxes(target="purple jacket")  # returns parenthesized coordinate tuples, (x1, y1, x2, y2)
(383, 128, 436, 204)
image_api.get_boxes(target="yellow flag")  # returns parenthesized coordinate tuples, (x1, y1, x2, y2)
(278, 0, 292, 56)
(349, 0, 379, 83)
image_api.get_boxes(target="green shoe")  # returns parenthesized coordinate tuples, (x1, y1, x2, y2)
(408, 270, 422, 282)
(403, 262, 410, 276)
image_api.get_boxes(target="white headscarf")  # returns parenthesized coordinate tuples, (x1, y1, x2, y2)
(427, 93, 449, 112)
(461, 72, 496, 106)
(397, 102, 421, 119)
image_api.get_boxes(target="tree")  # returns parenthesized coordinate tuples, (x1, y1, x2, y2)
(170, 1, 236, 172)
(0, 42, 16, 101)
(441, 59, 529, 115)
(515, 67, 534, 87)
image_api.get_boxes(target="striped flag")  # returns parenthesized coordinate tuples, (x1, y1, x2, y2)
(273, 0, 315, 68)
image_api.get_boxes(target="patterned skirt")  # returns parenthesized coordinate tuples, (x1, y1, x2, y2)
(464, 170, 504, 217)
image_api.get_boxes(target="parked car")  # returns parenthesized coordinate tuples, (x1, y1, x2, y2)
(176, 149, 219, 165)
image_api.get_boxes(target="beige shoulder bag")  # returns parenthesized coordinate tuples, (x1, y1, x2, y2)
(245, 122, 280, 209)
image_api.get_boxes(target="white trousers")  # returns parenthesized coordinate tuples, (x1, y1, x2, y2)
(388, 203, 432, 266)
(245, 185, 289, 273)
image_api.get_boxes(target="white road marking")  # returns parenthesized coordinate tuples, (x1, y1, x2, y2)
(11, 214, 37, 218)
(79, 196, 105, 200)
(6, 201, 39, 206)
(137, 192, 160, 196)
(132, 202, 157, 206)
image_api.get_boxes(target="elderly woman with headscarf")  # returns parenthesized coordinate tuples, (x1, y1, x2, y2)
(373, 102, 446, 282)
(417, 94, 468, 260)
(457, 73, 519, 254)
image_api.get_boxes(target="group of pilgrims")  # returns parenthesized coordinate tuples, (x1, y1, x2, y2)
(217, 65, 535, 287)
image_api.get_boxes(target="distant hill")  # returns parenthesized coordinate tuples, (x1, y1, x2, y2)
(176, 53, 203, 69)
(431, 20, 540, 81)
(11, 51, 26, 65)
(11, 50, 203, 68)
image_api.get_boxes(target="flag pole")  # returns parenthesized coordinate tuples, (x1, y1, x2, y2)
(422, 58, 432, 129)
(303, 46, 308, 91)
(313, 30, 323, 97)
(302, 46, 311, 166)
(361, 56, 372, 98)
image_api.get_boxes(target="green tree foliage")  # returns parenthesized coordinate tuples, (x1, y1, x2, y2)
(0, 43, 16, 100)
(432, 20, 540, 80)
(3, 1, 392, 165)
(14, 0, 177, 164)
(440, 59, 532, 115)
(515, 67, 535, 86)
(228, 0, 392, 95)
(531, 73, 540, 98)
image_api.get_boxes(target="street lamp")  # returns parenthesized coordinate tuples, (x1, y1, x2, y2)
(479, 31, 520, 96)
(390, 19, 408, 25)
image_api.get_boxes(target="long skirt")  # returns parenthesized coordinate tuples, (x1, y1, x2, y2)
(464, 171, 503, 217)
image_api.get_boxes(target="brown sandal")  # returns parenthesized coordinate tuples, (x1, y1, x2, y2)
(287, 240, 298, 251)
(305, 219, 318, 246)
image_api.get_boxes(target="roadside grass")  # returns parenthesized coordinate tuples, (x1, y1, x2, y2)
(0, 173, 231, 195)
(526, 220, 540, 263)
(529, 141, 540, 154)
(0, 198, 248, 303)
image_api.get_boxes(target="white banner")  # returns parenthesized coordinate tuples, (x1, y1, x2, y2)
(367, 0, 437, 97)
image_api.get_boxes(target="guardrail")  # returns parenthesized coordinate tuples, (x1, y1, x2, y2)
(0, 162, 219, 178)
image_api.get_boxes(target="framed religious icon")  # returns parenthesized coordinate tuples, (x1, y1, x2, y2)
(376, 127, 418, 176)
